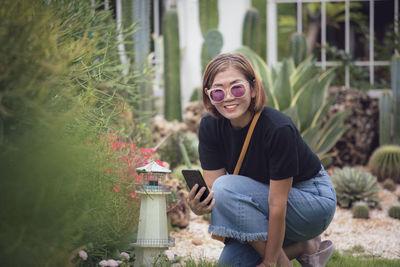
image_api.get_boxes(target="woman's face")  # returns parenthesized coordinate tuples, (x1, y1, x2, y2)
(207, 67, 255, 129)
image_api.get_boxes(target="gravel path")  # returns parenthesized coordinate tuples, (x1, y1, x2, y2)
(169, 186, 400, 262)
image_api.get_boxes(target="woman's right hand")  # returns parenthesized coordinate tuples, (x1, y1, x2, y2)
(187, 184, 215, 216)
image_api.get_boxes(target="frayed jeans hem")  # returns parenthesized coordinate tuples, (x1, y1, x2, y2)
(208, 225, 268, 243)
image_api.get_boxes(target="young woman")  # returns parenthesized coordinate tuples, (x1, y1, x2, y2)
(187, 53, 337, 267)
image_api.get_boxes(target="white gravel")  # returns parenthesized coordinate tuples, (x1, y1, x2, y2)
(169, 186, 400, 262)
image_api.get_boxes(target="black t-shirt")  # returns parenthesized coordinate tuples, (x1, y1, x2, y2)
(198, 106, 321, 184)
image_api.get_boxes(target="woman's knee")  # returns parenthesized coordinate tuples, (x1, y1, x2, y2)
(212, 175, 235, 202)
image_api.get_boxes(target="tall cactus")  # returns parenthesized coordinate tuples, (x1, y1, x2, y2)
(199, 0, 219, 38)
(289, 33, 308, 67)
(379, 90, 392, 145)
(201, 29, 223, 74)
(163, 8, 182, 121)
(251, 0, 267, 60)
(392, 54, 400, 145)
(242, 8, 261, 55)
(133, 0, 152, 124)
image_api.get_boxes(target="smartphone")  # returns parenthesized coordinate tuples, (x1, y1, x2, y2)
(182, 169, 211, 204)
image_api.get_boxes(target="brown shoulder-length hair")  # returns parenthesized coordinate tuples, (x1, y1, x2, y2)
(202, 52, 267, 118)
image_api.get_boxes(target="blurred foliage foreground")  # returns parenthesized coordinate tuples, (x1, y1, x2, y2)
(0, 0, 149, 265)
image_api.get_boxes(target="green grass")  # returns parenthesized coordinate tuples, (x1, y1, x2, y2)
(292, 251, 400, 267)
(171, 252, 400, 267)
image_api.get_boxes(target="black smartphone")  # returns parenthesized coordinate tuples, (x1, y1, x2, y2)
(182, 169, 211, 203)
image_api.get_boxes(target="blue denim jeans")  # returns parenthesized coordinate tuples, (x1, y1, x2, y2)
(209, 166, 336, 267)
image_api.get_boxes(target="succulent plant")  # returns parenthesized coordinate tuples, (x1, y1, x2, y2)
(331, 167, 380, 208)
(368, 145, 400, 183)
(352, 202, 370, 219)
(388, 204, 400, 220)
(392, 54, 400, 145)
(242, 8, 261, 54)
(382, 178, 397, 192)
(159, 132, 199, 169)
(289, 33, 308, 67)
(379, 90, 393, 146)
(201, 29, 224, 73)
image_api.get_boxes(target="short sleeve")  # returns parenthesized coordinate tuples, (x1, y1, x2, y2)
(198, 116, 224, 170)
(268, 125, 299, 180)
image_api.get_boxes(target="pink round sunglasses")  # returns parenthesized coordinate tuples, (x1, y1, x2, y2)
(206, 81, 249, 103)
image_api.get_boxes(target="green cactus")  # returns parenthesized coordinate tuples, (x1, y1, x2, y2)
(392, 55, 400, 145)
(242, 8, 261, 55)
(289, 33, 308, 67)
(352, 202, 370, 219)
(251, 0, 267, 60)
(331, 167, 380, 209)
(383, 178, 396, 191)
(388, 204, 400, 219)
(133, 0, 152, 125)
(163, 8, 182, 121)
(368, 145, 400, 183)
(199, 0, 219, 38)
(379, 90, 393, 145)
(201, 29, 224, 73)
(205, 29, 224, 58)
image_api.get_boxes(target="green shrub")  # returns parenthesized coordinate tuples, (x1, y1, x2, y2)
(383, 178, 397, 191)
(368, 145, 400, 183)
(388, 205, 400, 220)
(0, 1, 146, 265)
(352, 202, 370, 219)
(331, 167, 380, 208)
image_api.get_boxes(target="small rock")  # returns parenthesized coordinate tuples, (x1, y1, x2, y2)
(192, 238, 203, 246)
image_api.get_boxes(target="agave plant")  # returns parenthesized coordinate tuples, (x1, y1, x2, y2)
(331, 167, 380, 208)
(236, 46, 350, 163)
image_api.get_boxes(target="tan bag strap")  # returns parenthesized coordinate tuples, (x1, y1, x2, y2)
(233, 111, 262, 175)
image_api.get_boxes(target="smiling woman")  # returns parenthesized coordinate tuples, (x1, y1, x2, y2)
(187, 52, 337, 267)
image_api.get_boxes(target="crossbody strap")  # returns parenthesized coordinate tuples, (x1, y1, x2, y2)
(233, 111, 262, 175)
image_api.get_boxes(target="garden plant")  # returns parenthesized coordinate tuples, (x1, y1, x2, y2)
(0, 0, 154, 266)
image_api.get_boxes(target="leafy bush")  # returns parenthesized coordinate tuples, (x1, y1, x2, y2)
(331, 167, 380, 208)
(0, 0, 150, 265)
(368, 145, 400, 183)
(352, 202, 369, 219)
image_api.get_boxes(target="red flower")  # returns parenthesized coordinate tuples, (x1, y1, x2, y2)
(113, 184, 121, 192)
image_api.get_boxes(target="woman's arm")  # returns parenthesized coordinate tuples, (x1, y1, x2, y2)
(203, 168, 226, 188)
(263, 178, 293, 266)
(187, 168, 225, 215)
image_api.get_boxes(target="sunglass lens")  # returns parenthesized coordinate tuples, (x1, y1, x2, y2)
(231, 84, 246, 98)
(210, 89, 225, 102)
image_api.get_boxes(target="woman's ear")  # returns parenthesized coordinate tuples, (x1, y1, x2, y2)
(251, 87, 256, 98)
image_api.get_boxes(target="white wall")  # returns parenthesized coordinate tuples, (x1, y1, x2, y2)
(219, 0, 251, 53)
(177, 0, 203, 109)
(176, 0, 251, 109)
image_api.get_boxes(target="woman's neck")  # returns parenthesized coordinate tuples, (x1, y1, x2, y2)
(229, 110, 253, 130)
